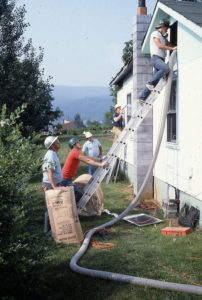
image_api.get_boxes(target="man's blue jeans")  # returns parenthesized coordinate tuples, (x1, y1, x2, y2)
(62, 179, 83, 203)
(88, 155, 102, 175)
(139, 55, 170, 100)
(88, 165, 94, 176)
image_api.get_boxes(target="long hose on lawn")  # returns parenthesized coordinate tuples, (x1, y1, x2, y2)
(70, 50, 202, 295)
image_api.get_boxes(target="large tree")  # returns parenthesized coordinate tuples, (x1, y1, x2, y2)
(0, 0, 62, 136)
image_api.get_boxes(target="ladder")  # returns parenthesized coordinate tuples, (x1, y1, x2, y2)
(77, 77, 166, 214)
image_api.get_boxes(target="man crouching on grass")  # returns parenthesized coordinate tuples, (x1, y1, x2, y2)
(62, 137, 108, 204)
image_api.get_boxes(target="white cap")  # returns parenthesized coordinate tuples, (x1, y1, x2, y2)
(85, 131, 93, 138)
(44, 136, 58, 149)
(114, 104, 121, 110)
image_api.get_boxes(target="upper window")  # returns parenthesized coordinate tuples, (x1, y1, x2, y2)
(167, 74, 177, 143)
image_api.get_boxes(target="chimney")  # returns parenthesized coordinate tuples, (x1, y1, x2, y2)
(137, 0, 147, 15)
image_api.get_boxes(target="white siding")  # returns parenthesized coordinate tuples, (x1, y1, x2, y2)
(117, 75, 134, 166)
(153, 55, 202, 203)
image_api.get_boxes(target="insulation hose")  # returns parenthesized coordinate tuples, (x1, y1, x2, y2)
(70, 50, 202, 295)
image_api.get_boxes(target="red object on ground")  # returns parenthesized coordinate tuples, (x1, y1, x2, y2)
(161, 227, 191, 236)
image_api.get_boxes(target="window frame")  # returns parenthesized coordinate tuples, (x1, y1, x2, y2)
(167, 72, 178, 144)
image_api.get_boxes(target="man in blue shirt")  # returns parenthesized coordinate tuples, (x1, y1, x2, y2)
(112, 104, 124, 143)
(42, 136, 66, 232)
(82, 132, 103, 175)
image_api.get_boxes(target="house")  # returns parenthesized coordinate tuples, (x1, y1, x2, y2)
(62, 120, 76, 130)
(110, 0, 202, 226)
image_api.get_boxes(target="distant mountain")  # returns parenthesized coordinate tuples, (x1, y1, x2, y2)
(52, 86, 113, 123)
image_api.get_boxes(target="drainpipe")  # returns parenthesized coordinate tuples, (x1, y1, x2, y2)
(137, 0, 147, 15)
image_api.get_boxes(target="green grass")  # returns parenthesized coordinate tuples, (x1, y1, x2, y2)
(29, 134, 202, 299)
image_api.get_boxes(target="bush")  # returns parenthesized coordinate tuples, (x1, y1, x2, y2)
(0, 105, 51, 298)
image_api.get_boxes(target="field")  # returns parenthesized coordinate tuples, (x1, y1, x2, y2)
(28, 134, 202, 299)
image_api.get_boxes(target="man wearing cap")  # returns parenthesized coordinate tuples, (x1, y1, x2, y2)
(62, 137, 108, 203)
(139, 20, 177, 103)
(112, 104, 124, 143)
(82, 132, 103, 175)
(42, 136, 66, 190)
(42, 136, 66, 232)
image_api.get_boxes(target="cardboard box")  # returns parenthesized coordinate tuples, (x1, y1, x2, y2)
(161, 227, 191, 236)
(45, 187, 83, 244)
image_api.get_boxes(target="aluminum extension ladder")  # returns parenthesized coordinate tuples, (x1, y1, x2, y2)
(77, 77, 167, 213)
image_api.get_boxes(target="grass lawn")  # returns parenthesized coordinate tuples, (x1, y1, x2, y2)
(30, 134, 202, 300)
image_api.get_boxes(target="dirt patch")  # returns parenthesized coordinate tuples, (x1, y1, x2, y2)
(121, 185, 134, 202)
(165, 218, 179, 227)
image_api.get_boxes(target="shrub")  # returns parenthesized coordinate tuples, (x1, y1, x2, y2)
(0, 105, 50, 297)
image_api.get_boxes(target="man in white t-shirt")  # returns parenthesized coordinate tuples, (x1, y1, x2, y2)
(82, 131, 103, 175)
(139, 20, 177, 103)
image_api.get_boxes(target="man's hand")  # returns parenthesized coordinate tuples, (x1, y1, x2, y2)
(102, 155, 107, 161)
(101, 161, 108, 168)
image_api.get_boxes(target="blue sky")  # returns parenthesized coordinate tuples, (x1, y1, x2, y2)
(17, 0, 157, 87)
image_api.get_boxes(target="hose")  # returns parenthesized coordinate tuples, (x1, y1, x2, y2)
(70, 50, 202, 295)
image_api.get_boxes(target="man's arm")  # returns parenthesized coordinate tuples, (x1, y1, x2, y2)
(47, 168, 64, 190)
(78, 154, 108, 168)
(113, 111, 122, 122)
(153, 37, 177, 51)
(82, 151, 87, 156)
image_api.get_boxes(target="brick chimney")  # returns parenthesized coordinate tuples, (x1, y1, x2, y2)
(133, 0, 153, 199)
(137, 0, 147, 15)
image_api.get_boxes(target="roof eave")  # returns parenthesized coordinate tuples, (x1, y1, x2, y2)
(109, 59, 133, 86)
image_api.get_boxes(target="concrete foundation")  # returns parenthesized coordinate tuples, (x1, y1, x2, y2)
(154, 177, 202, 227)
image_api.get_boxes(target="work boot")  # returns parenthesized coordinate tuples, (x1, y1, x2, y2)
(146, 83, 155, 91)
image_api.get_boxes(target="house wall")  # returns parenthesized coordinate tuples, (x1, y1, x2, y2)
(117, 74, 133, 117)
(117, 74, 134, 183)
(153, 24, 202, 226)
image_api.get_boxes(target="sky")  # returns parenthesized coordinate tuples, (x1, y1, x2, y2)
(17, 0, 157, 87)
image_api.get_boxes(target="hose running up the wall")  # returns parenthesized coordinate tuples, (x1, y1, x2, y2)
(70, 50, 202, 296)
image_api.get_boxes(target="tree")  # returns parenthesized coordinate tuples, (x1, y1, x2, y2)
(122, 38, 133, 64)
(74, 113, 84, 128)
(0, 0, 62, 136)
(103, 85, 119, 126)
(86, 120, 101, 128)
(105, 37, 133, 126)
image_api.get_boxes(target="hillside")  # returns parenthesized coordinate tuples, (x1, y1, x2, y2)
(52, 86, 113, 123)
